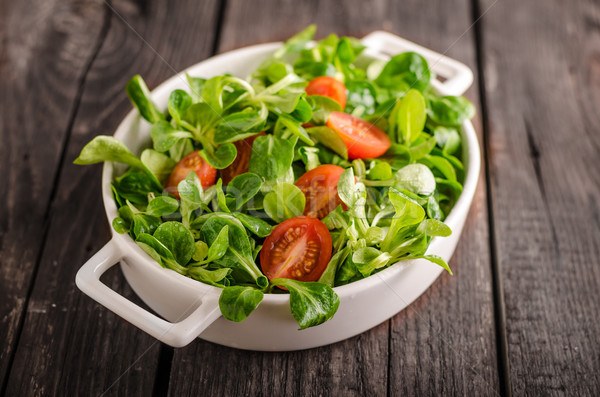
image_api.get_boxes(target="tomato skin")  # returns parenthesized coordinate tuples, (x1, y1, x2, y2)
(305, 76, 347, 109)
(326, 111, 391, 159)
(260, 216, 332, 282)
(165, 151, 217, 199)
(295, 165, 345, 219)
(220, 132, 264, 185)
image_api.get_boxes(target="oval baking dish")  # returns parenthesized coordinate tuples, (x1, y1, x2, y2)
(76, 31, 479, 350)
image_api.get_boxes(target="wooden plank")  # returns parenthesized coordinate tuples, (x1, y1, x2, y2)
(480, 0, 600, 394)
(168, 1, 499, 396)
(382, 1, 500, 395)
(3, 0, 222, 395)
(0, 0, 107, 391)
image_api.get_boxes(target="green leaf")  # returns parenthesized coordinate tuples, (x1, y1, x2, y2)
(201, 215, 267, 288)
(215, 178, 230, 213)
(297, 146, 320, 171)
(214, 112, 266, 144)
(307, 95, 341, 125)
(367, 160, 393, 181)
(115, 172, 158, 205)
(427, 95, 475, 126)
(263, 183, 305, 223)
(151, 121, 193, 152)
(335, 37, 355, 65)
(183, 102, 221, 134)
(381, 190, 426, 252)
(74, 136, 162, 191)
(207, 225, 229, 262)
(168, 89, 193, 126)
(225, 172, 262, 210)
(318, 246, 351, 287)
(375, 52, 431, 92)
(74, 135, 143, 168)
(192, 240, 209, 262)
(112, 217, 130, 234)
(337, 168, 360, 207)
(352, 247, 392, 277)
(394, 163, 436, 196)
(140, 149, 176, 184)
(153, 221, 195, 266)
(200, 143, 237, 169)
(136, 233, 186, 274)
(274, 24, 316, 58)
(276, 114, 314, 145)
(291, 97, 313, 123)
(427, 195, 443, 221)
(249, 134, 297, 180)
(408, 136, 437, 161)
(306, 126, 348, 159)
(177, 171, 206, 228)
(231, 212, 272, 238)
(271, 278, 340, 329)
(146, 196, 179, 217)
(417, 219, 452, 237)
(404, 254, 453, 275)
(186, 74, 206, 102)
(264, 91, 304, 114)
(188, 266, 231, 286)
(434, 126, 461, 155)
(421, 155, 457, 182)
(219, 286, 264, 322)
(365, 226, 385, 245)
(126, 75, 164, 124)
(345, 81, 376, 116)
(390, 89, 426, 144)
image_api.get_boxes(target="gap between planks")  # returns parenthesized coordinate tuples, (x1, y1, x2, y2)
(471, 0, 511, 395)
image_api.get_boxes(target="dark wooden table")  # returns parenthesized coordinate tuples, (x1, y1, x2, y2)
(1, 0, 599, 395)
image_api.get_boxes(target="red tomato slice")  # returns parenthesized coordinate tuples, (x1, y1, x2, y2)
(326, 111, 391, 159)
(165, 151, 217, 199)
(260, 216, 332, 282)
(295, 165, 345, 219)
(220, 132, 265, 185)
(305, 76, 347, 109)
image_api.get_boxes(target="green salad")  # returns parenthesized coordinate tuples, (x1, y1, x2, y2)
(75, 26, 474, 329)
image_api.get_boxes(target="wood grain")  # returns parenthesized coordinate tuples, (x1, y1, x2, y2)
(167, 1, 499, 396)
(480, 0, 600, 394)
(2, 0, 221, 395)
(381, 0, 500, 395)
(0, 0, 106, 391)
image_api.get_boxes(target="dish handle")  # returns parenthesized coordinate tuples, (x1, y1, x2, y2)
(75, 239, 221, 348)
(361, 31, 473, 96)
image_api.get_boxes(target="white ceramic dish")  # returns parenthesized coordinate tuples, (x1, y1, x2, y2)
(76, 31, 479, 350)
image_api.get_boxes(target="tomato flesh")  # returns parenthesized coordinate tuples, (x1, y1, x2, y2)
(260, 216, 332, 282)
(305, 76, 347, 109)
(220, 132, 264, 185)
(295, 165, 345, 219)
(165, 151, 217, 199)
(326, 112, 391, 159)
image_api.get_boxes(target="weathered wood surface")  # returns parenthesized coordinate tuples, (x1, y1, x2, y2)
(166, 1, 499, 396)
(2, 0, 599, 395)
(0, 0, 106, 392)
(480, 0, 600, 395)
(2, 0, 221, 395)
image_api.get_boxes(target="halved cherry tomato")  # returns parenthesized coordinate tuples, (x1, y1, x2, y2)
(220, 132, 265, 185)
(305, 76, 347, 109)
(295, 165, 345, 219)
(326, 111, 391, 159)
(165, 151, 217, 199)
(260, 216, 332, 282)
